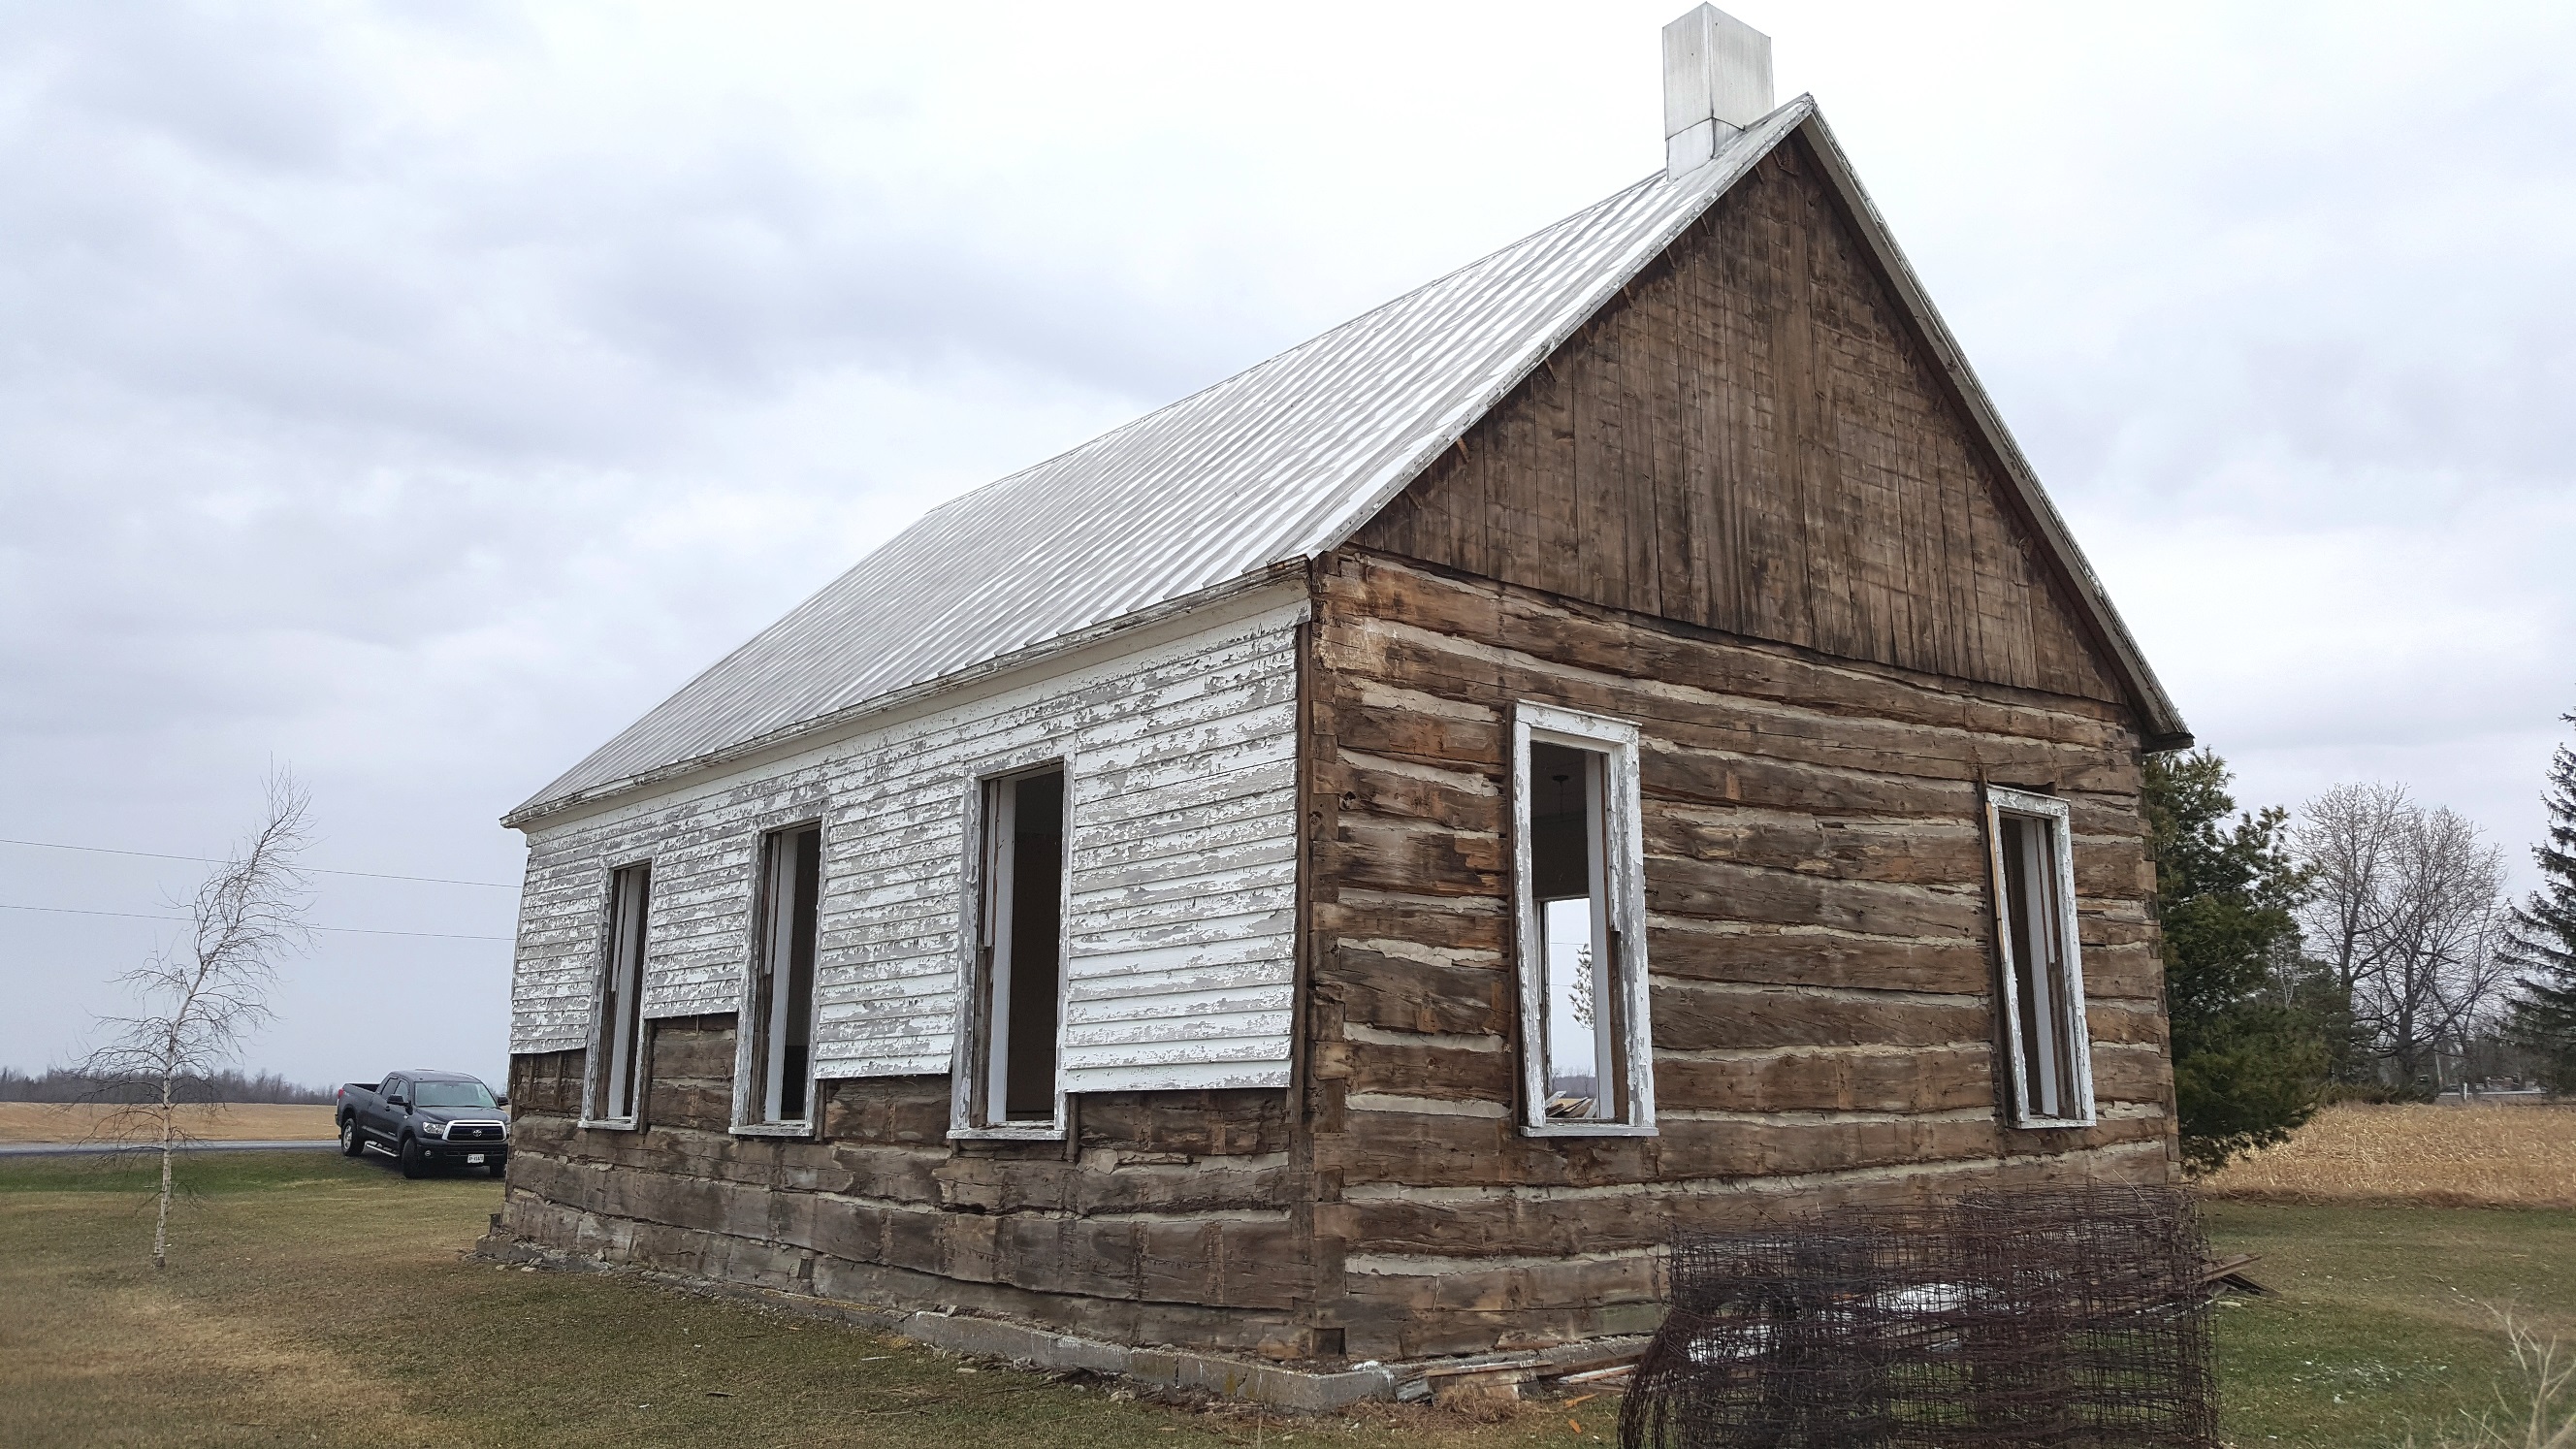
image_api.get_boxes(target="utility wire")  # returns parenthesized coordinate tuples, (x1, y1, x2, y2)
(0, 836, 515, 889)
(0, 902, 510, 943)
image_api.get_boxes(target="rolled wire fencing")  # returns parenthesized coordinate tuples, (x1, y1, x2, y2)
(1620, 1186, 2217, 1448)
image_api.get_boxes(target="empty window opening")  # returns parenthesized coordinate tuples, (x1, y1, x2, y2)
(1988, 791, 2093, 1126)
(1513, 703, 1652, 1135)
(1530, 742, 1625, 1122)
(975, 768, 1065, 1125)
(747, 824, 821, 1125)
(596, 862, 650, 1122)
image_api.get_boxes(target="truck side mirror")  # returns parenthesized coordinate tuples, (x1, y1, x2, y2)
(389, 1095, 408, 1109)
(495, 1094, 510, 1108)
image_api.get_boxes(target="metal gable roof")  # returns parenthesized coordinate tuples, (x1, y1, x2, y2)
(508, 102, 1815, 824)
(508, 94, 2184, 827)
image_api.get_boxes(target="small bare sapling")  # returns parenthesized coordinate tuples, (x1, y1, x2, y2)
(77, 772, 312, 1268)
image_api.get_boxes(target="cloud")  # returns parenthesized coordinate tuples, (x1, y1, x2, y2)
(1, 1, 2569, 1084)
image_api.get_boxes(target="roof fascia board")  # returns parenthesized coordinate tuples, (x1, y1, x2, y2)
(1297, 96, 1817, 569)
(1788, 111, 2191, 750)
(501, 563, 1310, 834)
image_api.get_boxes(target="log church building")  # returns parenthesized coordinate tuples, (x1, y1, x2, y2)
(493, 6, 2192, 1368)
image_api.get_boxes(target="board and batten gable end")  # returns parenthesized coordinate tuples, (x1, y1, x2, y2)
(506, 588, 1309, 1094)
(1790, 111, 2186, 748)
(1329, 110, 2188, 749)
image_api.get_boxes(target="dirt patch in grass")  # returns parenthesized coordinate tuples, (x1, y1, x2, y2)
(2198, 1104, 2576, 1208)
(9, 1256, 452, 1446)
(0, 1101, 337, 1145)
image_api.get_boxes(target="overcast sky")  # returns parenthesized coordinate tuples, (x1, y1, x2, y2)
(3, 2, 2569, 1090)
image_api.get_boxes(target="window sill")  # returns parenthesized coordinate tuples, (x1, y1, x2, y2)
(2009, 1113, 2098, 1131)
(577, 1116, 639, 1133)
(1520, 1121, 1658, 1139)
(731, 1121, 815, 1139)
(949, 1121, 1065, 1143)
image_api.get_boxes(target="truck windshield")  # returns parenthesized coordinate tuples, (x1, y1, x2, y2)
(411, 1081, 497, 1110)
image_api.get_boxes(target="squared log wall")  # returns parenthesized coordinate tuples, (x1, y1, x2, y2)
(1298, 550, 2177, 1359)
(1305, 125, 2177, 1360)
(501, 1015, 1316, 1356)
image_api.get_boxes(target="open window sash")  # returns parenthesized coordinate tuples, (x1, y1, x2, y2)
(736, 823, 821, 1134)
(1984, 787, 2096, 1128)
(1512, 703, 1655, 1137)
(587, 861, 650, 1126)
(950, 762, 1069, 1140)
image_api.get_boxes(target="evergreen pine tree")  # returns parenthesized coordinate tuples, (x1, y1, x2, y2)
(2503, 710, 2576, 1091)
(2142, 750, 2326, 1171)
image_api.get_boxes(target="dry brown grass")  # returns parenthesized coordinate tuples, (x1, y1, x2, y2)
(2199, 1103, 2576, 1208)
(0, 1102, 336, 1145)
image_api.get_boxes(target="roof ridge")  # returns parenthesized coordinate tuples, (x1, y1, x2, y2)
(512, 99, 2000, 825)
(909, 172, 1669, 528)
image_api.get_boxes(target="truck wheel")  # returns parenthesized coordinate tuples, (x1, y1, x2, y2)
(339, 1119, 365, 1157)
(399, 1137, 427, 1179)
(487, 1159, 506, 1179)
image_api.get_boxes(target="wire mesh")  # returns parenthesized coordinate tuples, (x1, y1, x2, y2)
(1620, 1185, 2217, 1449)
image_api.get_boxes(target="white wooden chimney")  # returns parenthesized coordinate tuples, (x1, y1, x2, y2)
(1662, 5, 1774, 177)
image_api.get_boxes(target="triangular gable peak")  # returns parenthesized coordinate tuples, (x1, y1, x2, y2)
(1347, 116, 2178, 734)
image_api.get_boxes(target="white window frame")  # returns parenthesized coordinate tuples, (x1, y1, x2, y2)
(581, 858, 652, 1130)
(1984, 786, 2097, 1129)
(948, 753, 1074, 1142)
(731, 819, 825, 1139)
(1512, 702, 1657, 1138)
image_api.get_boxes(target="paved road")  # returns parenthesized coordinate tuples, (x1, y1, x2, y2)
(0, 1139, 339, 1158)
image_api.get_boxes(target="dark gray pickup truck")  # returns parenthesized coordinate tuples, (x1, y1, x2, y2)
(336, 1070, 510, 1178)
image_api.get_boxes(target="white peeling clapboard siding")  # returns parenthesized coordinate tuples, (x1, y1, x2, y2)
(509, 599, 1304, 1092)
(508, 848, 609, 1052)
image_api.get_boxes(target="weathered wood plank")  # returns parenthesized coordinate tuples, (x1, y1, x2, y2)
(1654, 1044, 1994, 1114)
(1644, 919, 1993, 994)
(1648, 981, 1994, 1052)
(1312, 1107, 2171, 1192)
(1315, 944, 1511, 1038)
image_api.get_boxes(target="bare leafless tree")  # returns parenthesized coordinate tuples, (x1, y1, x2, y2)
(2294, 784, 2511, 1091)
(77, 771, 311, 1268)
(2294, 782, 2414, 1012)
(2368, 805, 2513, 1087)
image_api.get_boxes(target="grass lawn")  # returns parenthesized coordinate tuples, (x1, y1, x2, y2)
(0, 1151, 1613, 1448)
(2205, 1202, 2576, 1447)
(5, 1151, 2568, 1447)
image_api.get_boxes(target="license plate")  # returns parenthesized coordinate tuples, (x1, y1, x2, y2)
(466, 1154, 486, 1164)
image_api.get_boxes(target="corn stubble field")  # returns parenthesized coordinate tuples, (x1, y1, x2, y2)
(0, 1102, 337, 1145)
(1, 1103, 2568, 1448)
(2200, 1103, 2576, 1209)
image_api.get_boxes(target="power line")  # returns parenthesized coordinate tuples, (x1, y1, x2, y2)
(0, 902, 511, 944)
(0, 836, 515, 889)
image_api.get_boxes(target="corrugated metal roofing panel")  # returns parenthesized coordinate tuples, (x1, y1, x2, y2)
(512, 104, 1816, 823)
